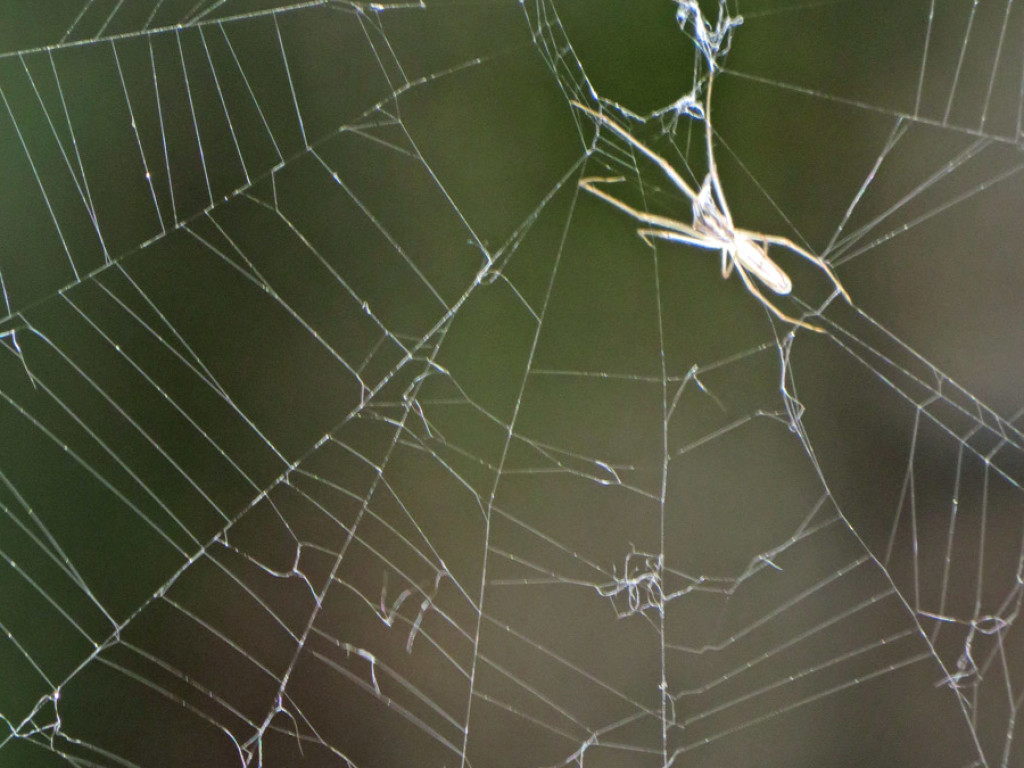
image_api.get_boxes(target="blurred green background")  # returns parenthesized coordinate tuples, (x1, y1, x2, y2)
(2, 1, 1024, 766)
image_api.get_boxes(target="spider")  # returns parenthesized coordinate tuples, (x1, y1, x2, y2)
(572, 72, 851, 333)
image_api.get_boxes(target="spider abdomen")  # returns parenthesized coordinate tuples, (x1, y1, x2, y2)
(733, 238, 792, 295)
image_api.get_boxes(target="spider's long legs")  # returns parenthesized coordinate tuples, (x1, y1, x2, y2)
(752, 232, 852, 303)
(635, 228, 724, 251)
(579, 178, 713, 239)
(579, 180, 833, 332)
(702, 69, 733, 225)
(572, 102, 700, 202)
(733, 263, 826, 334)
(635, 230, 829, 332)
(574, 91, 855, 333)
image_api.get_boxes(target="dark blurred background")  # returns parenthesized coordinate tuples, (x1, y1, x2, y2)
(2, 1, 1024, 766)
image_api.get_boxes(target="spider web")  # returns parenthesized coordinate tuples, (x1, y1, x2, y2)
(1, 0, 1024, 766)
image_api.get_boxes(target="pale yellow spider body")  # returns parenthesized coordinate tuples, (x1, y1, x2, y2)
(573, 73, 851, 333)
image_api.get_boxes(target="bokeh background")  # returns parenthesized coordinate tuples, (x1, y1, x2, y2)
(2, 1, 1024, 766)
